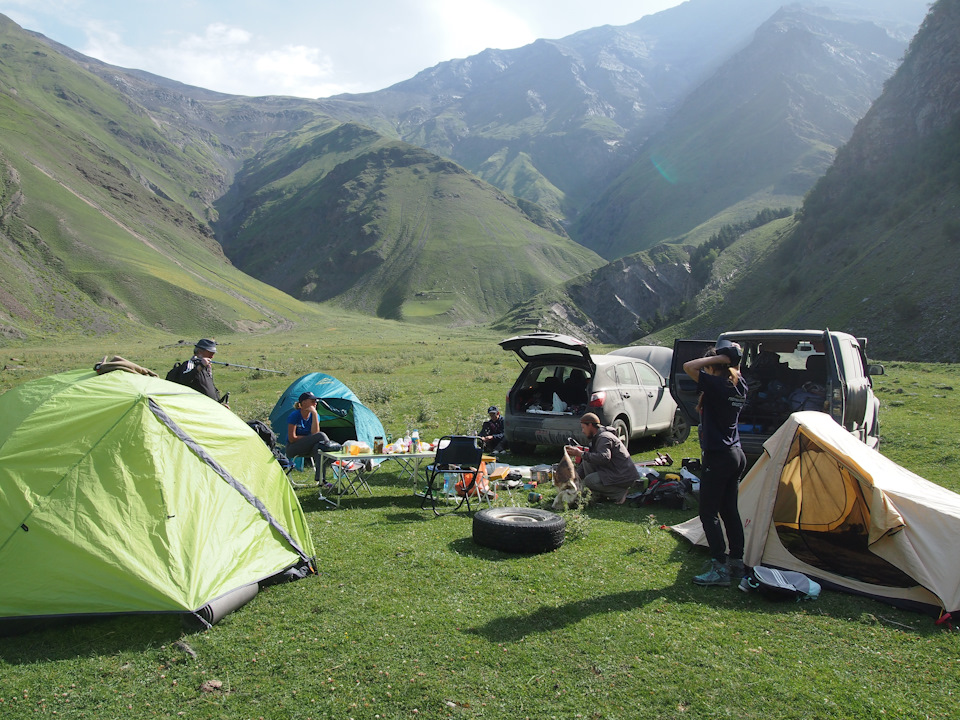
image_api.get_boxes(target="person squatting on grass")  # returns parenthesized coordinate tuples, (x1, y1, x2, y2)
(564, 412, 640, 502)
(684, 342, 748, 587)
(286, 392, 334, 484)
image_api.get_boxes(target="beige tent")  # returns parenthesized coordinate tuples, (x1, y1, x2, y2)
(673, 411, 960, 616)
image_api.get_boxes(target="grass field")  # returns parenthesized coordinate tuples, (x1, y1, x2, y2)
(1, 317, 958, 719)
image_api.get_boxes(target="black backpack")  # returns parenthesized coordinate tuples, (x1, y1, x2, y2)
(165, 361, 185, 383)
(634, 472, 694, 509)
(246, 420, 292, 471)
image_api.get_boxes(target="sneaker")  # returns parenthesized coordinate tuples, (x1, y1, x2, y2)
(728, 559, 746, 583)
(693, 559, 730, 587)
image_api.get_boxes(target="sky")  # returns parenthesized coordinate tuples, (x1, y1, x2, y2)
(0, 1, 687, 98)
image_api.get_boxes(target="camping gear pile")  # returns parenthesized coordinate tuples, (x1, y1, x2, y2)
(0, 369, 315, 632)
(673, 411, 960, 621)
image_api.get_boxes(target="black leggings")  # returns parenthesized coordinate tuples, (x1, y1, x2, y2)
(698, 446, 747, 563)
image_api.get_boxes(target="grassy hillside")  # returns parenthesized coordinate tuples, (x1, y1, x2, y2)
(573, 6, 904, 259)
(0, 15, 317, 341)
(216, 122, 605, 325)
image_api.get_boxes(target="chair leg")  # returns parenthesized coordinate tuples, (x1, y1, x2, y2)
(420, 471, 441, 516)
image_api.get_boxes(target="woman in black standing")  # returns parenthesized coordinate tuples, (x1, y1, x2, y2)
(683, 342, 748, 587)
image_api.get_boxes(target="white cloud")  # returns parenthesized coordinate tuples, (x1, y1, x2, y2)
(428, 0, 537, 59)
(80, 21, 346, 98)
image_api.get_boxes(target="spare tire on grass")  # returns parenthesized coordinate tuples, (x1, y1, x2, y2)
(472, 507, 565, 554)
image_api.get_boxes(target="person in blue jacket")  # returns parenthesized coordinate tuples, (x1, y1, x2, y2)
(286, 392, 333, 483)
(683, 341, 748, 587)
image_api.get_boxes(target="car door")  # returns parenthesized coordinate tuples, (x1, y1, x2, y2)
(635, 360, 673, 431)
(669, 339, 715, 426)
(613, 360, 647, 436)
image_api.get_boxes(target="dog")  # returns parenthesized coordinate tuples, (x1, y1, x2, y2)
(551, 448, 580, 509)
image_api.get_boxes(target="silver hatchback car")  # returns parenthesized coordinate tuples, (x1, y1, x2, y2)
(499, 332, 690, 453)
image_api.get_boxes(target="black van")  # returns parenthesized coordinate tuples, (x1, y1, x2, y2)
(670, 329, 884, 460)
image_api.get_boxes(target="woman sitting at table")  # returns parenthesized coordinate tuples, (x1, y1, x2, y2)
(286, 392, 334, 483)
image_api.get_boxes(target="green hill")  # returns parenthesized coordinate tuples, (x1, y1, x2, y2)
(215, 122, 603, 324)
(0, 15, 315, 340)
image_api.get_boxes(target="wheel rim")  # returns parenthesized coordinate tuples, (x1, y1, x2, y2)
(497, 511, 548, 523)
(614, 419, 629, 444)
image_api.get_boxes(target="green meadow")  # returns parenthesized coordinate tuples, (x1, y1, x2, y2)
(1, 312, 958, 719)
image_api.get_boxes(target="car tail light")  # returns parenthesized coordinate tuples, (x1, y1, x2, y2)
(588, 391, 605, 408)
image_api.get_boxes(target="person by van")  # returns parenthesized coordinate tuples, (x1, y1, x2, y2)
(564, 413, 640, 502)
(683, 342, 748, 587)
(167, 339, 227, 406)
(479, 406, 506, 453)
(286, 392, 334, 483)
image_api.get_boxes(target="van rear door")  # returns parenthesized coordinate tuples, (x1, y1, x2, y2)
(669, 339, 715, 425)
(823, 330, 850, 431)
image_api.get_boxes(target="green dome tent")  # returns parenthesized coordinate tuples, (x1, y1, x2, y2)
(0, 369, 316, 627)
(270, 372, 386, 447)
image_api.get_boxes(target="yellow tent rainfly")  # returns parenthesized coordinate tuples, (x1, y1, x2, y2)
(673, 411, 960, 621)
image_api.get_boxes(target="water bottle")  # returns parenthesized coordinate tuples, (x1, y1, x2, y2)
(443, 473, 455, 496)
(411, 429, 420, 453)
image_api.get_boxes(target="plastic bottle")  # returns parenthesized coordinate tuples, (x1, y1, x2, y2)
(411, 429, 420, 453)
(443, 473, 455, 496)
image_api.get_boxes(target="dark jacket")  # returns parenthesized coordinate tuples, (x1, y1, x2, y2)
(480, 415, 504, 442)
(169, 356, 221, 402)
(581, 427, 639, 485)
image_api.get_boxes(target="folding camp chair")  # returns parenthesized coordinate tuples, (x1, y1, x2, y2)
(421, 435, 489, 516)
(329, 457, 377, 500)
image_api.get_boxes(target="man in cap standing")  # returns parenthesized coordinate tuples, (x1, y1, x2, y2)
(564, 413, 640, 502)
(479, 405, 506, 454)
(167, 339, 227, 405)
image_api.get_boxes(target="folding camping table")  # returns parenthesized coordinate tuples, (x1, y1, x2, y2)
(317, 449, 436, 508)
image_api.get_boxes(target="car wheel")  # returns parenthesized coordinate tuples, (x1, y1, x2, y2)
(660, 409, 691, 445)
(612, 417, 630, 446)
(472, 507, 566, 554)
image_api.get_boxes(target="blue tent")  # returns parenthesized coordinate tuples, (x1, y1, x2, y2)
(270, 373, 386, 448)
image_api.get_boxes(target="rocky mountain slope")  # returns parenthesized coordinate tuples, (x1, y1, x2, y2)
(645, 0, 960, 362)
(573, 4, 908, 259)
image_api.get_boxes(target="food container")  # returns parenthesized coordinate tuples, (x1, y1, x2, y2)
(530, 464, 553, 483)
